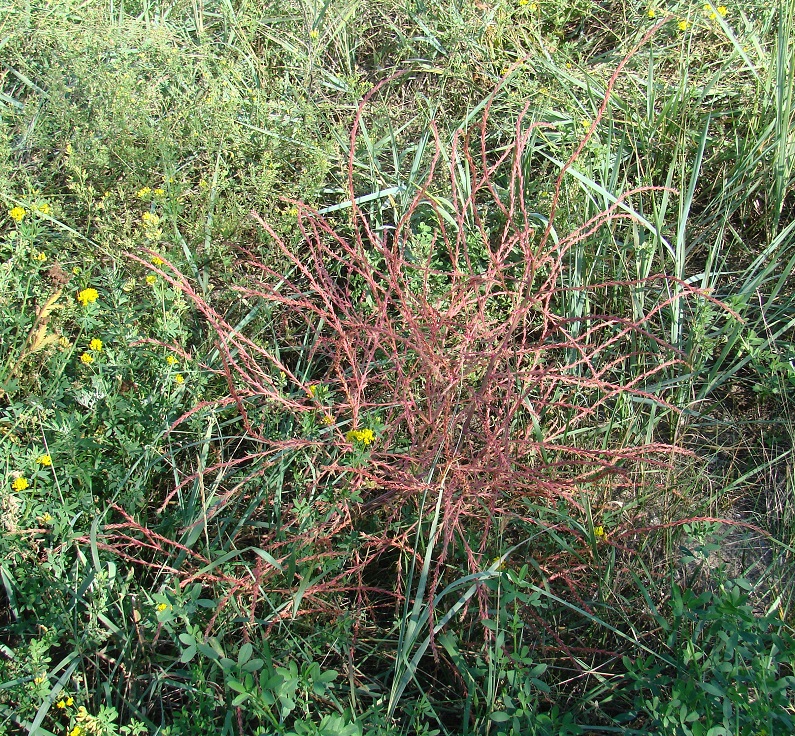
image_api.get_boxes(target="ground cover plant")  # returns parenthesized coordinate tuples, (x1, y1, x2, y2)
(1, 0, 794, 734)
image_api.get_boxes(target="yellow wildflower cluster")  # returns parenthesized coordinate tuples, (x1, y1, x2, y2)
(156, 602, 170, 612)
(9, 206, 26, 222)
(346, 428, 375, 446)
(146, 274, 158, 285)
(166, 355, 178, 366)
(37, 454, 52, 466)
(679, 19, 690, 30)
(594, 526, 607, 539)
(12, 477, 28, 491)
(703, 3, 727, 19)
(80, 352, 94, 365)
(89, 338, 103, 352)
(34, 202, 51, 215)
(136, 186, 152, 199)
(34, 251, 47, 262)
(174, 373, 185, 384)
(56, 696, 74, 709)
(151, 256, 164, 266)
(77, 288, 99, 307)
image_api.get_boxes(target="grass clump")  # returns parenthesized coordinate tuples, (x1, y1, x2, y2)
(1, 1, 795, 735)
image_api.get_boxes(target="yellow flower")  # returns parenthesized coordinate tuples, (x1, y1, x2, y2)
(34, 251, 47, 262)
(34, 202, 51, 215)
(9, 206, 26, 222)
(174, 373, 185, 384)
(198, 178, 209, 189)
(153, 188, 165, 196)
(141, 212, 159, 227)
(581, 119, 591, 130)
(37, 454, 52, 466)
(69, 727, 82, 736)
(321, 413, 334, 426)
(72, 266, 81, 275)
(76, 288, 98, 307)
(56, 700, 67, 709)
(38, 512, 53, 525)
(166, 355, 178, 366)
(12, 476, 28, 491)
(59, 336, 71, 349)
(151, 256, 164, 266)
(65, 142, 73, 156)
(89, 338, 103, 352)
(136, 186, 152, 199)
(145, 274, 157, 285)
(66, 697, 73, 706)
(594, 525, 607, 539)
(529, 1, 537, 9)
(156, 603, 169, 612)
(678, 19, 690, 30)
(518, 0, 529, 5)
(346, 428, 375, 446)
(717, 5, 727, 16)
(34, 675, 46, 685)
(647, 8, 656, 18)
(309, 29, 319, 41)
(80, 352, 94, 365)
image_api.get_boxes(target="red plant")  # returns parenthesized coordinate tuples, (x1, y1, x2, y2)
(111, 20, 735, 634)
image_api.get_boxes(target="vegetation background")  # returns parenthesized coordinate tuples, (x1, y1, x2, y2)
(1, 0, 794, 734)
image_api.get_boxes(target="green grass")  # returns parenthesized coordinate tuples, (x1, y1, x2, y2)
(1, 1, 794, 734)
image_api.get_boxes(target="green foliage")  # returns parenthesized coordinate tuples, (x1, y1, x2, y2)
(621, 581, 795, 736)
(1, 1, 794, 734)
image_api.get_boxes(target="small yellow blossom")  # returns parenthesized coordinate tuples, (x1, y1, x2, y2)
(153, 188, 165, 196)
(156, 603, 169, 612)
(77, 288, 98, 307)
(145, 274, 157, 285)
(69, 727, 82, 736)
(136, 187, 152, 199)
(9, 206, 26, 222)
(66, 697, 73, 706)
(309, 29, 319, 41)
(581, 120, 591, 130)
(34, 251, 46, 262)
(89, 338, 103, 352)
(307, 385, 316, 397)
(151, 256, 164, 266)
(72, 266, 81, 275)
(647, 8, 656, 18)
(37, 454, 52, 466)
(34, 675, 46, 685)
(56, 700, 67, 709)
(528, 2, 537, 9)
(80, 352, 94, 365)
(166, 355, 178, 366)
(321, 413, 334, 426)
(346, 428, 375, 446)
(594, 526, 607, 539)
(38, 512, 53, 525)
(678, 19, 690, 30)
(174, 373, 185, 384)
(717, 5, 727, 16)
(12, 477, 29, 491)
(518, 0, 529, 5)
(198, 178, 209, 189)
(59, 336, 71, 349)
(65, 142, 73, 156)
(34, 202, 51, 215)
(141, 212, 159, 227)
